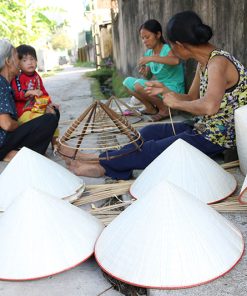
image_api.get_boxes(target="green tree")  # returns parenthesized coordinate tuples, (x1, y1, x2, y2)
(51, 30, 74, 50)
(0, 0, 59, 45)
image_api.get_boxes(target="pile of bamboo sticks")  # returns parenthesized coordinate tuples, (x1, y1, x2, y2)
(72, 160, 246, 225)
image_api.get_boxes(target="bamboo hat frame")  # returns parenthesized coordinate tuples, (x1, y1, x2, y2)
(106, 95, 142, 117)
(57, 101, 143, 160)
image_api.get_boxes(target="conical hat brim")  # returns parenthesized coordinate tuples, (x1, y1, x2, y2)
(235, 105, 247, 175)
(95, 181, 244, 289)
(0, 147, 85, 211)
(130, 139, 236, 204)
(0, 187, 104, 280)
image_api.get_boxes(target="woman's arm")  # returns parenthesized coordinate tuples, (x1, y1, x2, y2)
(139, 50, 179, 66)
(163, 57, 231, 115)
(0, 114, 19, 131)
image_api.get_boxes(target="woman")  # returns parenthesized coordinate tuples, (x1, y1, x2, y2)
(123, 19, 185, 121)
(64, 11, 247, 180)
(0, 39, 59, 161)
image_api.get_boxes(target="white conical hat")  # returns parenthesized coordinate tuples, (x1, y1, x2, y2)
(130, 139, 236, 204)
(95, 181, 244, 289)
(235, 105, 247, 175)
(238, 174, 247, 204)
(0, 147, 85, 211)
(0, 187, 104, 280)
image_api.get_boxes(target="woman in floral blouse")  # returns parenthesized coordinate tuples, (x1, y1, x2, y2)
(63, 11, 247, 180)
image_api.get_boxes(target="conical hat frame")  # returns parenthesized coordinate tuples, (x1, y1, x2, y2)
(106, 95, 142, 117)
(58, 101, 143, 160)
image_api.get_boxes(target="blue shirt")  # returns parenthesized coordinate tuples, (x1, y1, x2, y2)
(145, 44, 185, 93)
(0, 75, 18, 147)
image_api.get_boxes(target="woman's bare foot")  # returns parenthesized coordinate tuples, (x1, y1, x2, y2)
(3, 150, 18, 162)
(58, 144, 99, 161)
(68, 161, 105, 177)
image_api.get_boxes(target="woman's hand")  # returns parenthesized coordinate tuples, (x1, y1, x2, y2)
(138, 65, 150, 77)
(0, 114, 19, 131)
(138, 56, 151, 66)
(45, 104, 56, 114)
(145, 81, 164, 96)
(163, 92, 181, 108)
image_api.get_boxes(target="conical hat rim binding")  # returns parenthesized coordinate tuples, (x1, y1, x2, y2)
(0, 253, 93, 281)
(95, 246, 244, 289)
(129, 181, 237, 205)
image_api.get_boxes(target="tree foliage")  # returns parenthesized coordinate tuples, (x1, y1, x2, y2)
(0, 0, 58, 46)
(51, 30, 74, 50)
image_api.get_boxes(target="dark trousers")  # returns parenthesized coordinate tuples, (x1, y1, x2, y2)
(99, 123, 226, 180)
(0, 113, 59, 160)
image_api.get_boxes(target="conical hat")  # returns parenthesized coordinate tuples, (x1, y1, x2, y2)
(0, 147, 85, 211)
(235, 105, 247, 175)
(130, 139, 236, 204)
(95, 181, 244, 289)
(238, 174, 247, 204)
(0, 187, 104, 280)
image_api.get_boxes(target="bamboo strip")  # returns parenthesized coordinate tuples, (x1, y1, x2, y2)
(73, 181, 133, 206)
(90, 201, 133, 213)
(221, 160, 240, 169)
(132, 120, 180, 128)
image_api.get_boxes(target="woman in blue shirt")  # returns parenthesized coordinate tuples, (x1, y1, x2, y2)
(0, 39, 59, 161)
(123, 19, 185, 121)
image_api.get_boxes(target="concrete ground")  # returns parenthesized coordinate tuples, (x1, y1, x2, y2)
(0, 66, 246, 296)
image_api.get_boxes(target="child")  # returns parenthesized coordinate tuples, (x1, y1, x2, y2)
(11, 44, 59, 148)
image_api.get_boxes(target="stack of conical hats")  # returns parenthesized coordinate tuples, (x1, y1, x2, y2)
(0, 187, 104, 280)
(0, 147, 85, 211)
(235, 104, 247, 175)
(57, 100, 143, 160)
(95, 181, 244, 289)
(130, 139, 236, 204)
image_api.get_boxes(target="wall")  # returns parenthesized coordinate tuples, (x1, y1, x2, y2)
(112, 0, 247, 88)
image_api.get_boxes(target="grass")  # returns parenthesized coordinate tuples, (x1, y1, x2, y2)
(74, 61, 96, 68)
(112, 70, 129, 98)
(86, 67, 129, 99)
(90, 79, 106, 100)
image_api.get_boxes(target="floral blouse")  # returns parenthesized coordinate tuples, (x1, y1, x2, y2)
(193, 49, 247, 148)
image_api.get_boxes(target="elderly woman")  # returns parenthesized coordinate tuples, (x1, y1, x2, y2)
(63, 11, 247, 180)
(0, 39, 58, 161)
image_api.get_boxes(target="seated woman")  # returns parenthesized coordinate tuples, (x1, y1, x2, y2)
(0, 39, 59, 161)
(63, 11, 247, 180)
(123, 19, 185, 122)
